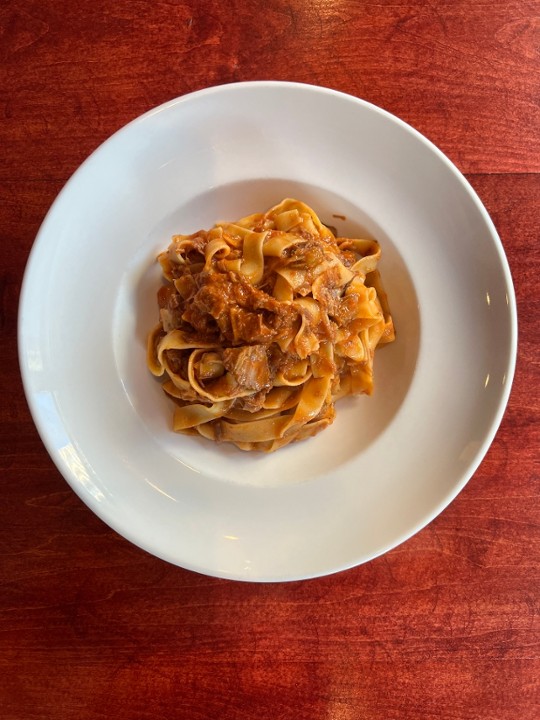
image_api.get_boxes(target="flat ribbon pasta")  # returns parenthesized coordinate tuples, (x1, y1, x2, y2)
(147, 198, 395, 452)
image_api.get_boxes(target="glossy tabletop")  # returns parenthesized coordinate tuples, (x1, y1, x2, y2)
(1, 1, 539, 718)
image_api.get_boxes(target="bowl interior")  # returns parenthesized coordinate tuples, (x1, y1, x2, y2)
(114, 177, 421, 487)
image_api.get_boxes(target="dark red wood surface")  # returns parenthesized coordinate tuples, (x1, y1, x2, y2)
(1, 2, 538, 719)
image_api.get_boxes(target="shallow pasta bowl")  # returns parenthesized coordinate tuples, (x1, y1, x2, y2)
(18, 82, 517, 581)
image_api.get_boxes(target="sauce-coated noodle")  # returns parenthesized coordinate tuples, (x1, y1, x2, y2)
(147, 199, 395, 451)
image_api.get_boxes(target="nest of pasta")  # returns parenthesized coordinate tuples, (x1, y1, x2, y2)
(147, 199, 395, 452)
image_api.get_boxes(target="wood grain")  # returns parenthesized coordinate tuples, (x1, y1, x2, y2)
(1, 1, 539, 719)
(1, 0, 539, 182)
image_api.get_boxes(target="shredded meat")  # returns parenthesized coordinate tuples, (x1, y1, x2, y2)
(181, 270, 298, 345)
(237, 390, 268, 413)
(222, 345, 271, 393)
(312, 266, 343, 318)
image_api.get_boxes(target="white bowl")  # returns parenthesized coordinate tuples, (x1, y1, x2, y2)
(18, 82, 517, 581)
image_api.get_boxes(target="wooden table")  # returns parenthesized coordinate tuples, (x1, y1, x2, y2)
(2, 1, 538, 718)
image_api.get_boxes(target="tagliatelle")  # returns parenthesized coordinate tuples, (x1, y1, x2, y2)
(147, 199, 395, 452)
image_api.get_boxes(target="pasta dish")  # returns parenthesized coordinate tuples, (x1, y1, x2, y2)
(147, 199, 395, 452)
